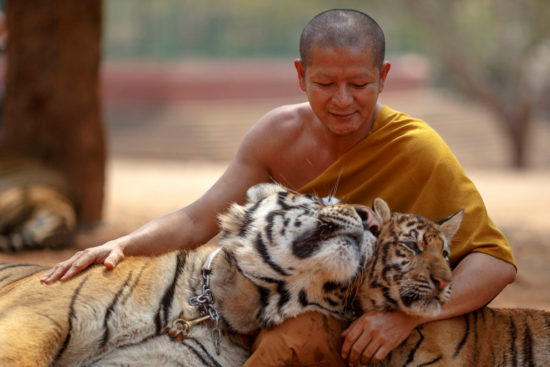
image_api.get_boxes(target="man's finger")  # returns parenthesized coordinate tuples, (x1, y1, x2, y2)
(370, 344, 392, 364)
(41, 264, 68, 284)
(41, 253, 84, 284)
(104, 249, 123, 269)
(59, 254, 97, 281)
(360, 341, 383, 365)
(346, 331, 370, 366)
(59, 264, 85, 281)
(341, 326, 350, 337)
(341, 322, 361, 359)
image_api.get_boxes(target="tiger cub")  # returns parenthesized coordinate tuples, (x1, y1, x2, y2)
(357, 198, 550, 367)
(0, 183, 377, 367)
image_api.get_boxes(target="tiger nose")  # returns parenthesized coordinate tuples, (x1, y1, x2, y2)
(354, 207, 381, 236)
(431, 275, 451, 290)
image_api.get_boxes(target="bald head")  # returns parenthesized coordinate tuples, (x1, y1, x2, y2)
(299, 9, 385, 70)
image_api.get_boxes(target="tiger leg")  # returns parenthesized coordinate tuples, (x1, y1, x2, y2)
(0, 311, 65, 367)
(243, 311, 347, 367)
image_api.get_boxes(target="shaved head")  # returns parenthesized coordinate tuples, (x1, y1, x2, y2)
(299, 9, 385, 69)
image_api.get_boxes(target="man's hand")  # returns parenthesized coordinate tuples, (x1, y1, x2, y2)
(341, 310, 421, 366)
(40, 239, 126, 284)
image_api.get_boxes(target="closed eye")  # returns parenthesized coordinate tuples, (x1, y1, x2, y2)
(400, 241, 421, 255)
(319, 196, 340, 206)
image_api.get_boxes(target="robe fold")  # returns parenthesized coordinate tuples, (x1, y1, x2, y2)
(299, 105, 515, 268)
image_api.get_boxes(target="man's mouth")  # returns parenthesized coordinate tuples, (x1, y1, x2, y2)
(330, 111, 356, 119)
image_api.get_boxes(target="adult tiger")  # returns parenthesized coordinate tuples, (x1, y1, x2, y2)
(0, 183, 377, 367)
(355, 198, 550, 367)
(0, 147, 77, 251)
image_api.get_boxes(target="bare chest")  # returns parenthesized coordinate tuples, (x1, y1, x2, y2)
(269, 143, 338, 191)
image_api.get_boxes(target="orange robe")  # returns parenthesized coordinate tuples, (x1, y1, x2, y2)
(299, 105, 514, 267)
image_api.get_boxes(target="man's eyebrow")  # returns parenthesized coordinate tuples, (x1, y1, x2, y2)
(310, 72, 376, 80)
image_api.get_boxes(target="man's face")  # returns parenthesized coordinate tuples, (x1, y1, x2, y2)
(295, 45, 390, 136)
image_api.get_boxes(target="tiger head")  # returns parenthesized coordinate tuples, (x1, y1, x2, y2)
(214, 183, 378, 329)
(357, 198, 463, 318)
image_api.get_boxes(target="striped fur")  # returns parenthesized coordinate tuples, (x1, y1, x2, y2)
(0, 183, 376, 367)
(358, 199, 550, 367)
(0, 148, 77, 252)
(379, 307, 550, 367)
(357, 198, 462, 318)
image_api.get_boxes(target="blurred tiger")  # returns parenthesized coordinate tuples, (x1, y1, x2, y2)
(356, 198, 550, 367)
(0, 182, 377, 367)
(0, 147, 77, 251)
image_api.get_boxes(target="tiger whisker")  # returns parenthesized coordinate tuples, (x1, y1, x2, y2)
(329, 169, 344, 203)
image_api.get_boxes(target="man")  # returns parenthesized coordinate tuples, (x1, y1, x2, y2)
(42, 9, 516, 366)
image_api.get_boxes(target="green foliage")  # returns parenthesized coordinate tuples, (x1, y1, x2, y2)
(403, 0, 550, 103)
(103, 0, 404, 59)
(103, 0, 549, 109)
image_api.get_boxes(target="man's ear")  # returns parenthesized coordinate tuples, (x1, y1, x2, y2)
(378, 61, 391, 93)
(294, 59, 307, 92)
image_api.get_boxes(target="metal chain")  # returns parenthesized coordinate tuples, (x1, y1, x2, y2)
(188, 269, 222, 355)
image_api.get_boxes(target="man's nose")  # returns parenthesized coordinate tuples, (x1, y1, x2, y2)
(332, 85, 353, 107)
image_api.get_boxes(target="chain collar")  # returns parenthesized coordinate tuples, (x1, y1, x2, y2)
(187, 247, 223, 354)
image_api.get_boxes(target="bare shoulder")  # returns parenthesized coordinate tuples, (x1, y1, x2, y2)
(237, 102, 313, 156)
(254, 102, 313, 137)
(233, 102, 325, 189)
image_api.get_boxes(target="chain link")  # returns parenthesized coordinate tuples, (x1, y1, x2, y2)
(188, 269, 222, 355)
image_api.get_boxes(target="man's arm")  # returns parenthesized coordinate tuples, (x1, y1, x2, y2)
(341, 252, 516, 365)
(40, 114, 279, 284)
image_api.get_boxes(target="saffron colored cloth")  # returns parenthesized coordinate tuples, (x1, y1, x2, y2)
(242, 312, 347, 367)
(299, 105, 515, 268)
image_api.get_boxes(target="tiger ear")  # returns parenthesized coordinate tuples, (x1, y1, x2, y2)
(246, 183, 287, 203)
(372, 198, 391, 223)
(437, 209, 464, 242)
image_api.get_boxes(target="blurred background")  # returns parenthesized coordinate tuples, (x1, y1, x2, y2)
(0, 0, 549, 308)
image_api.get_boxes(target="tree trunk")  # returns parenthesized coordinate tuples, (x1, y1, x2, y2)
(503, 107, 533, 170)
(2, 0, 105, 225)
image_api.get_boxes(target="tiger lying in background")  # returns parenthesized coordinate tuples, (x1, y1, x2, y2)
(0, 147, 77, 251)
(0, 183, 376, 367)
(357, 198, 550, 367)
